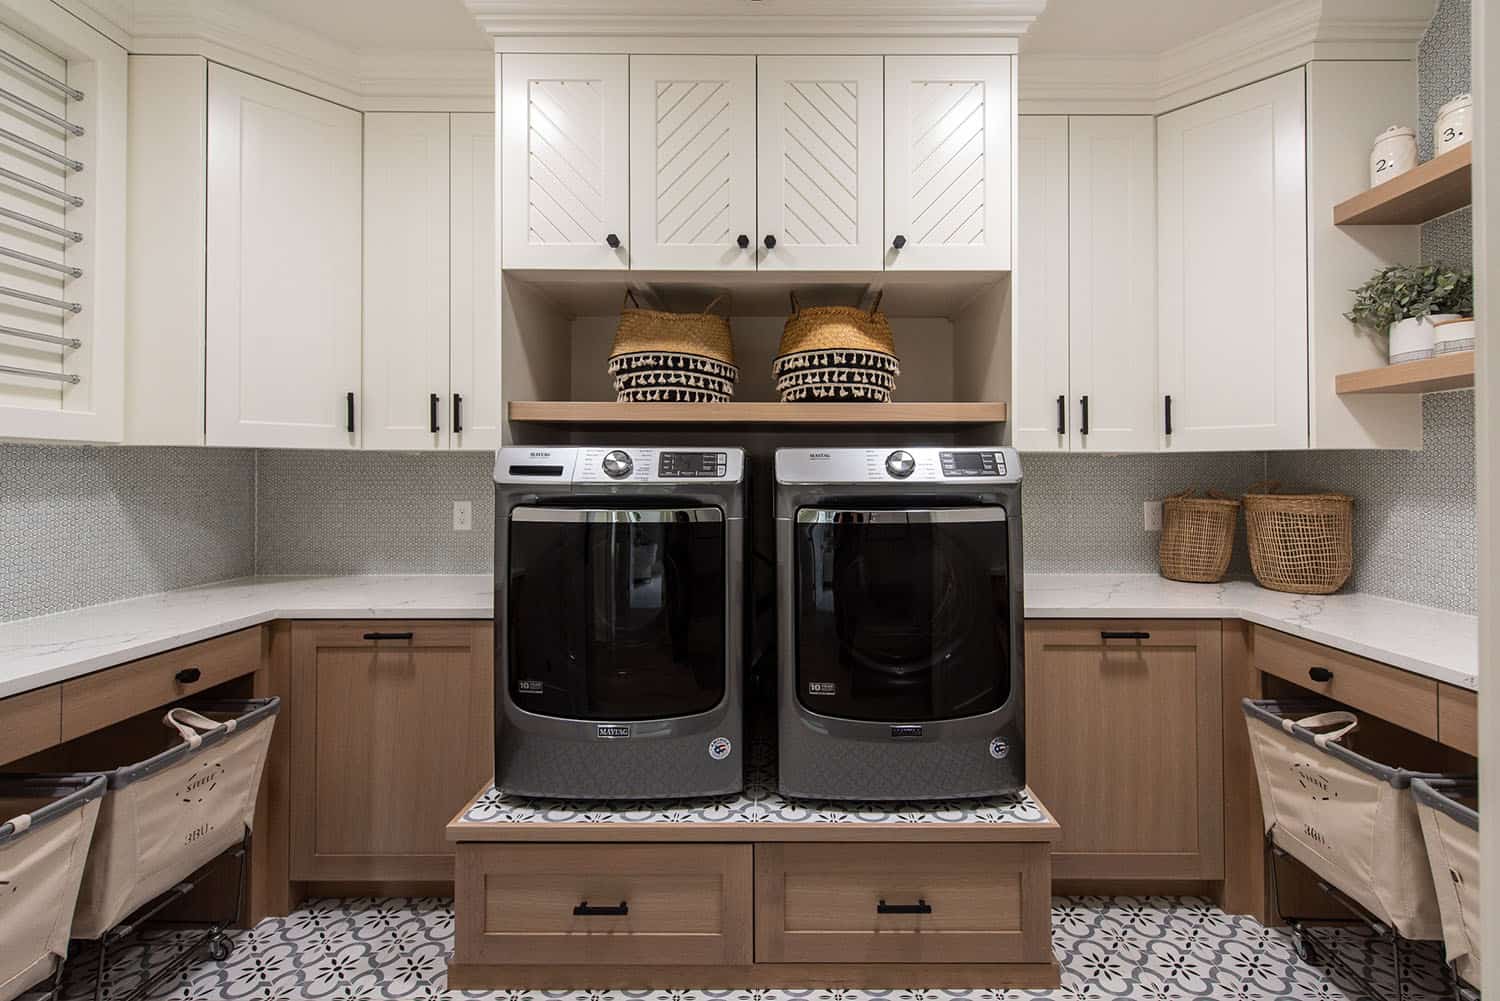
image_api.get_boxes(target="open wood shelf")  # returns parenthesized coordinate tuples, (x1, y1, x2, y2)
(508, 401, 1008, 425)
(1333, 144, 1472, 226)
(1334, 351, 1475, 395)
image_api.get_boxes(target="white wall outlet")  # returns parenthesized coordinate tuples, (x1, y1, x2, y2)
(453, 500, 472, 532)
(1144, 500, 1163, 532)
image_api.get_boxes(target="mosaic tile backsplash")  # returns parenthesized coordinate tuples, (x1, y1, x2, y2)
(1419, 0, 1471, 268)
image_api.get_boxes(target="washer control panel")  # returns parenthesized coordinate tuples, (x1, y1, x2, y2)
(939, 450, 1006, 478)
(775, 447, 1021, 485)
(659, 451, 730, 478)
(495, 447, 745, 484)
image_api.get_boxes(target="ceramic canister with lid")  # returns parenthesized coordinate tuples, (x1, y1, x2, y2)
(1435, 93, 1473, 155)
(1370, 126, 1417, 186)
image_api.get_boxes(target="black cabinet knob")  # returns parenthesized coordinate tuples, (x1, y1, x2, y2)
(892, 234, 907, 249)
(175, 667, 201, 685)
(737, 234, 750, 249)
(605, 233, 620, 249)
(1309, 666, 1334, 683)
(763, 234, 776, 249)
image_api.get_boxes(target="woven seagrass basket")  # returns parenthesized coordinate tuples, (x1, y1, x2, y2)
(1159, 489, 1240, 583)
(1243, 482, 1354, 594)
(771, 291, 900, 402)
(609, 291, 737, 402)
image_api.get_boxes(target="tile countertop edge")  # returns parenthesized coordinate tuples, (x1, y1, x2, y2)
(0, 572, 1478, 701)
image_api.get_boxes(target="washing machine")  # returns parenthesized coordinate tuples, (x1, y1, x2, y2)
(494, 445, 747, 798)
(775, 446, 1024, 800)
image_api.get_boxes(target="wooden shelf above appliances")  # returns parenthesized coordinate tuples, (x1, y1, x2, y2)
(1333, 145, 1472, 226)
(1335, 352, 1475, 395)
(507, 401, 1008, 425)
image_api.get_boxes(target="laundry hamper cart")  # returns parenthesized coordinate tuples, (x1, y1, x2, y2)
(1243, 699, 1447, 998)
(0, 774, 106, 1001)
(70, 698, 279, 1001)
(1413, 777, 1481, 1000)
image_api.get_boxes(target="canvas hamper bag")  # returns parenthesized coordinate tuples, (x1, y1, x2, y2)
(1412, 777, 1481, 990)
(0, 774, 105, 1001)
(69, 698, 279, 940)
(1243, 699, 1443, 940)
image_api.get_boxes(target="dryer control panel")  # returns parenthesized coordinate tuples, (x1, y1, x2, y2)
(775, 446, 1022, 484)
(495, 446, 745, 484)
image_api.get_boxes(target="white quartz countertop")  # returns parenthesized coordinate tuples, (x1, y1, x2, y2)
(0, 572, 1479, 700)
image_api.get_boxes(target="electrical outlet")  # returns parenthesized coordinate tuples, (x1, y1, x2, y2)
(1144, 500, 1163, 532)
(453, 500, 472, 532)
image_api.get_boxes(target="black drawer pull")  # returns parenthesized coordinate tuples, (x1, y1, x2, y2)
(453, 392, 463, 433)
(429, 393, 440, 434)
(1056, 394, 1065, 435)
(1164, 394, 1174, 436)
(1101, 631, 1151, 641)
(1308, 666, 1334, 683)
(573, 900, 628, 917)
(1080, 395, 1090, 436)
(174, 667, 201, 684)
(346, 391, 355, 433)
(363, 631, 414, 641)
(877, 899, 932, 915)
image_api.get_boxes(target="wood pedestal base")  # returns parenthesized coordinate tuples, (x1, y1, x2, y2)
(446, 961, 1062, 990)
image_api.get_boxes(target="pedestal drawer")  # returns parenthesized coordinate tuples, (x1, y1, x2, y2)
(754, 843, 1052, 964)
(0, 685, 61, 764)
(455, 843, 753, 965)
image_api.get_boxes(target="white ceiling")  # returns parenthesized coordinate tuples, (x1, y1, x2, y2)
(1022, 0, 1288, 54)
(237, 0, 490, 51)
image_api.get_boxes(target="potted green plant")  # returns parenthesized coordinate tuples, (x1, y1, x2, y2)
(1345, 263, 1474, 364)
(1432, 269, 1476, 355)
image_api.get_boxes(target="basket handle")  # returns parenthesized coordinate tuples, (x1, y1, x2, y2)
(1286, 710, 1358, 748)
(622, 288, 641, 310)
(868, 289, 884, 316)
(702, 293, 728, 316)
(789, 290, 801, 315)
(164, 706, 236, 749)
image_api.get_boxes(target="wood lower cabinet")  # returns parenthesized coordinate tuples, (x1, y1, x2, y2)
(289, 621, 493, 881)
(1024, 620, 1224, 879)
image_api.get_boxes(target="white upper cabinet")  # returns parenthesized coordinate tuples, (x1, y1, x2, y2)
(884, 56, 1012, 271)
(1157, 68, 1308, 451)
(501, 53, 628, 269)
(1012, 116, 1069, 452)
(363, 113, 451, 451)
(449, 112, 500, 451)
(755, 56, 883, 270)
(205, 63, 362, 449)
(629, 55, 757, 271)
(1068, 116, 1156, 452)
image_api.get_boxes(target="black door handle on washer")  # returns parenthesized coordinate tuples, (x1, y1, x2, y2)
(573, 900, 628, 917)
(175, 667, 202, 684)
(764, 234, 776, 249)
(1080, 395, 1090, 436)
(1308, 667, 1334, 683)
(877, 899, 932, 915)
(429, 393, 439, 434)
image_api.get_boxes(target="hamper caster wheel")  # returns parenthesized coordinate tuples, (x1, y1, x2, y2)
(207, 934, 232, 961)
(1292, 930, 1317, 964)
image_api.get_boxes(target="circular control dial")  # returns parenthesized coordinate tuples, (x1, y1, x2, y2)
(885, 450, 916, 478)
(602, 450, 634, 479)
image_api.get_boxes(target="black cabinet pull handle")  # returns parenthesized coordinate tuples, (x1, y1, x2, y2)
(892, 234, 907, 249)
(429, 393, 440, 434)
(363, 631, 414, 641)
(1056, 395, 1065, 435)
(346, 391, 355, 433)
(1309, 667, 1334, 683)
(1101, 631, 1151, 641)
(763, 234, 776, 249)
(737, 234, 749, 249)
(175, 667, 201, 684)
(1165, 394, 1174, 436)
(573, 900, 628, 917)
(605, 233, 620, 249)
(453, 393, 463, 433)
(877, 899, 931, 915)
(1080, 395, 1090, 436)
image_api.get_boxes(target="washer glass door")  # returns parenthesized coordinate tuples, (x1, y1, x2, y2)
(507, 506, 726, 721)
(794, 507, 1011, 722)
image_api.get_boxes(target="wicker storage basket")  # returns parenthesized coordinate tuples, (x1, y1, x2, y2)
(0, 774, 105, 1001)
(1413, 777, 1481, 990)
(1159, 489, 1240, 583)
(771, 291, 900, 402)
(1243, 482, 1353, 594)
(609, 292, 738, 402)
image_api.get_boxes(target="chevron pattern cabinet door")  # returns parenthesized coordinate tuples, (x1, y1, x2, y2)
(884, 56, 1013, 271)
(630, 56, 756, 270)
(756, 56, 883, 271)
(501, 54, 628, 269)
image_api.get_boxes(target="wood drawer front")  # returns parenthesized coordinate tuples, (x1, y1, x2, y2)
(61, 627, 262, 740)
(1252, 627, 1437, 738)
(456, 844, 753, 966)
(1438, 684, 1478, 756)
(755, 843, 1052, 964)
(0, 686, 62, 764)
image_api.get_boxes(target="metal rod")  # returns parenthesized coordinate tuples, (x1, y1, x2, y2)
(0, 49, 84, 101)
(0, 285, 82, 312)
(0, 322, 79, 348)
(0, 126, 82, 171)
(0, 86, 83, 135)
(0, 363, 79, 383)
(0, 205, 82, 242)
(0, 245, 80, 277)
(0, 165, 83, 206)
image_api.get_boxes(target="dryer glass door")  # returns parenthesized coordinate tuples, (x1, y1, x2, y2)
(795, 507, 1011, 722)
(507, 506, 726, 721)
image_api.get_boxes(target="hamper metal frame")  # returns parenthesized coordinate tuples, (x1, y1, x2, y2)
(1412, 776, 1482, 1001)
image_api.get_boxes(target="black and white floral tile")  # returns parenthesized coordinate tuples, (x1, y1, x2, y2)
(56, 896, 1452, 1001)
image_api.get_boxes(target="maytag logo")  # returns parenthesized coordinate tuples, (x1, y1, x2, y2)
(528, 451, 552, 457)
(809, 452, 831, 460)
(596, 724, 631, 739)
(890, 725, 924, 739)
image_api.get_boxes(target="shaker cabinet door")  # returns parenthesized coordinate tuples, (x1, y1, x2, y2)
(501, 54, 629, 269)
(629, 55, 757, 271)
(449, 112, 501, 450)
(883, 55, 1012, 271)
(1012, 115, 1070, 451)
(755, 55, 884, 271)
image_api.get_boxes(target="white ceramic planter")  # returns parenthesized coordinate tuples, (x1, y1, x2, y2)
(1431, 315, 1475, 355)
(1389, 317, 1434, 364)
